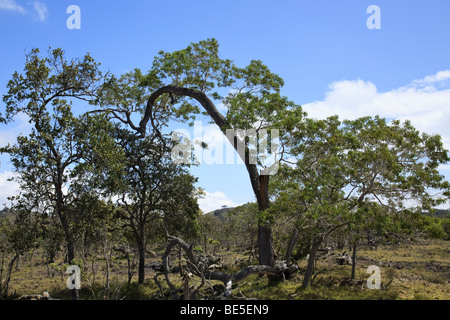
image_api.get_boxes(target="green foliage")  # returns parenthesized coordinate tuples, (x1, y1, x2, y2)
(152, 38, 233, 94)
(2, 47, 102, 123)
(270, 114, 450, 267)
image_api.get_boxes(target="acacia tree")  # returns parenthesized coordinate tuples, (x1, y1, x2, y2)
(271, 115, 450, 288)
(0, 48, 119, 299)
(98, 39, 304, 267)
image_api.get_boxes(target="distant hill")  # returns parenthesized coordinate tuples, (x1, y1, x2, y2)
(204, 206, 450, 222)
(204, 206, 235, 222)
(0, 207, 11, 219)
(426, 209, 450, 219)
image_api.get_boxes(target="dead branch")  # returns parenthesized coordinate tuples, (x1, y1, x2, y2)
(157, 235, 299, 299)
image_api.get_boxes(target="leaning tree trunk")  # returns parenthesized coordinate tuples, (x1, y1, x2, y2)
(301, 222, 349, 289)
(0, 253, 19, 298)
(302, 236, 322, 289)
(285, 228, 299, 265)
(140, 86, 276, 267)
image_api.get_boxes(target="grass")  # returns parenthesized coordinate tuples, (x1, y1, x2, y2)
(3, 239, 449, 300)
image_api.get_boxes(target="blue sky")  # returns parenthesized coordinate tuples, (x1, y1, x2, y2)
(1, 0, 450, 212)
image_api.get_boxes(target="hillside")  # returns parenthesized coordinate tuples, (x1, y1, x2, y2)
(204, 206, 236, 222)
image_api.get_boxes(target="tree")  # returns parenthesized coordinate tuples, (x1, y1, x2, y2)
(114, 129, 200, 284)
(98, 39, 305, 267)
(271, 115, 450, 288)
(0, 48, 118, 299)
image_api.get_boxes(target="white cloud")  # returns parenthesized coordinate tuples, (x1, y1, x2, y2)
(302, 70, 450, 151)
(0, 171, 20, 208)
(0, 0, 25, 13)
(30, 1, 47, 21)
(0, 0, 48, 21)
(197, 191, 241, 213)
(412, 70, 450, 87)
(0, 112, 32, 147)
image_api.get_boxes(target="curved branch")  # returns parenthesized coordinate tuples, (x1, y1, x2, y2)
(139, 86, 228, 133)
(139, 85, 261, 198)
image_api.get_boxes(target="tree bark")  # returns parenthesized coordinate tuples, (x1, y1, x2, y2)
(137, 239, 146, 285)
(0, 253, 19, 297)
(351, 240, 357, 281)
(58, 204, 79, 300)
(257, 175, 274, 267)
(302, 236, 322, 289)
(103, 223, 111, 299)
(301, 222, 349, 289)
(285, 228, 299, 265)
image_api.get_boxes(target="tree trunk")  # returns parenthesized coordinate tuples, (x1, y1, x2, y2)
(302, 237, 322, 289)
(285, 228, 299, 265)
(103, 223, 110, 299)
(0, 253, 19, 297)
(257, 175, 275, 267)
(351, 241, 357, 281)
(56, 172, 79, 300)
(138, 241, 146, 285)
(258, 224, 274, 267)
(127, 253, 134, 290)
(59, 211, 79, 300)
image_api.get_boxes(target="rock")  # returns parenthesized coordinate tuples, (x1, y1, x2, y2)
(17, 292, 56, 300)
(145, 262, 164, 272)
(336, 253, 352, 265)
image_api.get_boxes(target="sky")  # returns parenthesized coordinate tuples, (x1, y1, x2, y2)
(0, 0, 450, 212)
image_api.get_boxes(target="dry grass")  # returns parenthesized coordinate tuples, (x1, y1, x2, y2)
(3, 239, 449, 300)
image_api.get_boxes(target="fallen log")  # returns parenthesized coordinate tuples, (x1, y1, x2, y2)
(17, 292, 57, 300)
(160, 235, 299, 297)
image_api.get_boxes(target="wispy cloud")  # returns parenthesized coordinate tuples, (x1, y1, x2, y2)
(0, 0, 48, 21)
(30, 1, 48, 21)
(412, 70, 450, 89)
(0, 171, 20, 208)
(0, 0, 26, 14)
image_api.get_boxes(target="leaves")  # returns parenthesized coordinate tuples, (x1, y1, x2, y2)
(272, 114, 450, 241)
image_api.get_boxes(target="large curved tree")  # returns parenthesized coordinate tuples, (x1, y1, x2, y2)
(98, 39, 304, 266)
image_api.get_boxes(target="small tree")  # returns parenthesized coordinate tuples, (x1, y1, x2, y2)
(113, 130, 200, 284)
